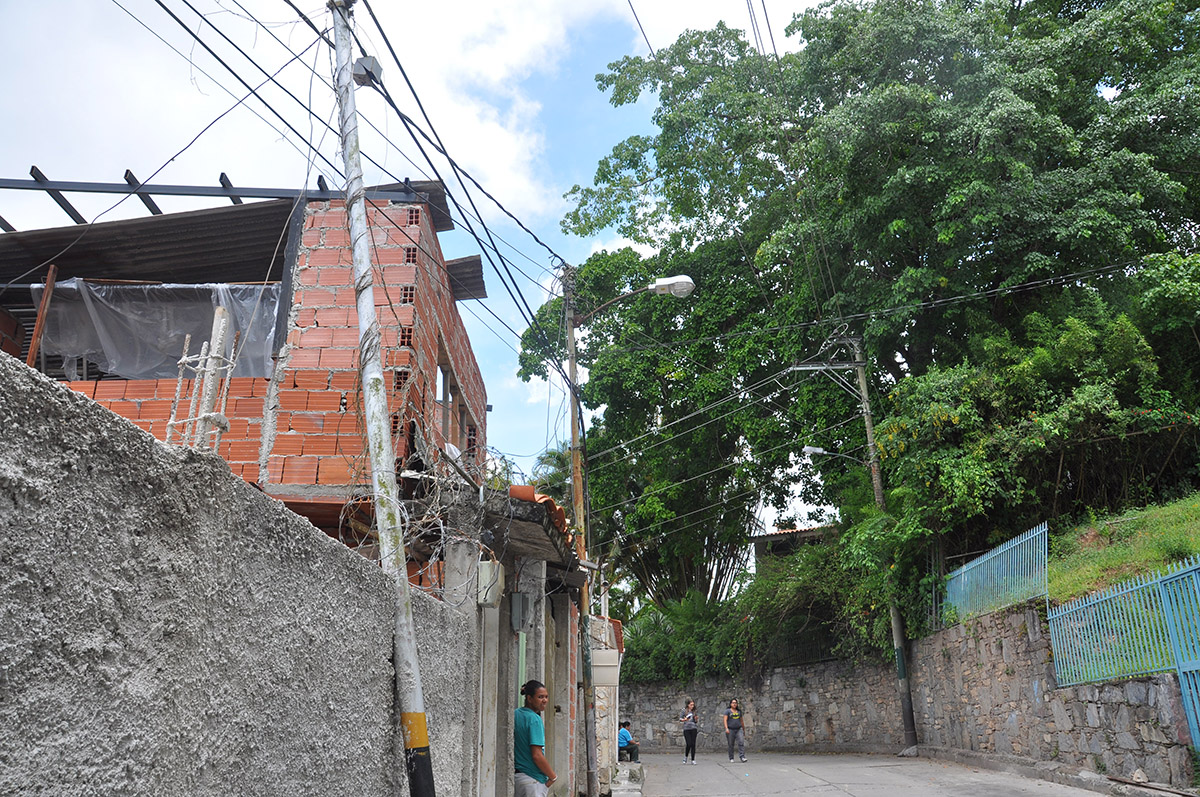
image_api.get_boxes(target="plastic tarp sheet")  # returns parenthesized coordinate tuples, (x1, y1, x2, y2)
(30, 279, 282, 380)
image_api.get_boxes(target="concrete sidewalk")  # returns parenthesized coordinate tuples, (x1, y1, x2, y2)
(628, 752, 1194, 796)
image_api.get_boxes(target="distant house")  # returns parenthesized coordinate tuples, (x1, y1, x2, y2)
(0, 182, 594, 796)
(753, 524, 837, 563)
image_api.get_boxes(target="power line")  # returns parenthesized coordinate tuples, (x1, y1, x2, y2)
(588, 365, 819, 471)
(0, 21, 324, 300)
(226, 0, 560, 292)
(592, 414, 861, 516)
(108, 0, 341, 185)
(627, 0, 656, 58)
(605, 260, 1141, 355)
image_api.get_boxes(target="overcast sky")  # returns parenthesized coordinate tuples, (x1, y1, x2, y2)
(1, 0, 810, 490)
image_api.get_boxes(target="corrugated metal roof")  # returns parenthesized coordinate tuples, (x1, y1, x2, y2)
(445, 255, 487, 301)
(0, 181, 455, 296)
(0, 199, 297, 290)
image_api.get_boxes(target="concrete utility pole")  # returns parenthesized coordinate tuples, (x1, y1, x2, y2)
(564, 267, 601, 797)
(795, 337, 918, 751)
(849, 338, 918, 750)
(330, 2, 436, 794)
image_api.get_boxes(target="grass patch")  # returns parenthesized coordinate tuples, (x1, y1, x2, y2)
(1048, 493, 1200, 603)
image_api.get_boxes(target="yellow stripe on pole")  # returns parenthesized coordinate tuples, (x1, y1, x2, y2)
(401, 712, 430, 749)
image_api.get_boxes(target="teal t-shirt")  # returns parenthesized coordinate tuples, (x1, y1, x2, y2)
(514, 706, 548, 783)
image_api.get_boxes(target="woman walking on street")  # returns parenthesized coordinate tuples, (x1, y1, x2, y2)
(678, 699, 698, 764)
(514, 679, 557, 796)
(723, 698, 746, 763)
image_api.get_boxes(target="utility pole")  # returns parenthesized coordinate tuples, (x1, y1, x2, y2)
(330, 2, 436, 794)
(849, 338, 918, 750)
(795, 336, 918, 751)
(564, 266, 601, 797)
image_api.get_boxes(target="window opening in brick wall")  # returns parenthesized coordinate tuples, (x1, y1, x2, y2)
(466, 425, 477, 456)
(393, 367, 410, 393)
(403, 246, 418, 264)
(407, 208, 420, 226)
(398, 285, 415, 304)
(391, 411, 401, 436)
(399, 326, 413, 348)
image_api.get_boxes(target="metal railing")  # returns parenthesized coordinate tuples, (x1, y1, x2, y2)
(944, 522, 1048, 622)
(1047, 558, 1198, 687)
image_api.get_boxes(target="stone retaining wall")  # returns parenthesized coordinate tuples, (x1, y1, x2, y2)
(620, 603, 1194, 787)
(913, 603, 1192, 787)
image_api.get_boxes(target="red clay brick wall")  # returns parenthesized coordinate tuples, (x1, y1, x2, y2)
(65, 378, 268, 483)
(267, 199, 487, 497)
(0, 307, 24, 358)
(58, 196, 487, 499)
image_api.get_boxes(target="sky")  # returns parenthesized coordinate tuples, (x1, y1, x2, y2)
(0, 0, 811, 494)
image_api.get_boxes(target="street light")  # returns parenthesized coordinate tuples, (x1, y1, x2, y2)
(565, 269, 695, 797)
(802, 445, 862, 463)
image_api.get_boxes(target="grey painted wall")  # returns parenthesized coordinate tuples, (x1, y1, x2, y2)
(0, 355, 477, 796)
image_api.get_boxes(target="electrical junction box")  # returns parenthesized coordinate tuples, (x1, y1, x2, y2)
(592, 648, 621, 687)
(510, 593, 531, 632)
(478, 560, 504, 608)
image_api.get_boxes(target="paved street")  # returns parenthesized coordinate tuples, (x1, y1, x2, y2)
(638, 752, 1109, 796)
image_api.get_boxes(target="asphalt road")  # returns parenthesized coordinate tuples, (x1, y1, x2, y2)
(638, 752, 1111, 796)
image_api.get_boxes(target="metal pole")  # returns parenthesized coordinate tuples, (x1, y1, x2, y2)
(331, 3, 436, 794)
(565, 269, 600, 797)
(851, 338, 918, 750)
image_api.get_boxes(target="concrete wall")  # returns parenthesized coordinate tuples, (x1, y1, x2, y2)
(621, 603, 1193, 787)
(0, 354, 478, 796)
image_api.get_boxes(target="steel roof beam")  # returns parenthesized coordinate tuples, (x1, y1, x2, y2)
(124, 170, 163, 215)
(0, 177, 422, 203)
(30, 166, 86, 225)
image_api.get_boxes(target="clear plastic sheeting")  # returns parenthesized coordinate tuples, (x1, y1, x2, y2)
(30, 279, 282, 380)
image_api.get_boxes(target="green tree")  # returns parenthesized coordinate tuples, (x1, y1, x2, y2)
(525, 0, 1200, 646)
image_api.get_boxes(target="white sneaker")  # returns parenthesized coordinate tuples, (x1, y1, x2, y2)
(729, 758, 734, 762)
(690, 760, 696, 765)
(683, 758, 688, 763)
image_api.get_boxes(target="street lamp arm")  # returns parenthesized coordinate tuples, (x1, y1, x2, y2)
(802, 445, 864, 464)
(571, 275, 695, 326)
(573, 285, 650, 326)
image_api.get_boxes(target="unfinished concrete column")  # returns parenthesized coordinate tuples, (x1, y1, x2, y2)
(515, 556, 547, 683)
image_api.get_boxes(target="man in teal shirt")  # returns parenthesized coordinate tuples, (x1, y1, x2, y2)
(515, 679, 556, 796)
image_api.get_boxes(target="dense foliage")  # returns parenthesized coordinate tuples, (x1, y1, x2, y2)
(520, 0, 1200, 660)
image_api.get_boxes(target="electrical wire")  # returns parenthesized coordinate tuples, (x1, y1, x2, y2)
(150, 0, 346, 180)
(232, 0, 562, 290)
(604, 260, 1141, 355)
(592, 414, 862, 515)
(627, 0, 656, 58)
(0, 26, 324, 301)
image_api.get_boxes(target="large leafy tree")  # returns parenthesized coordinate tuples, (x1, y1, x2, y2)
(521, 0, 1200, 634)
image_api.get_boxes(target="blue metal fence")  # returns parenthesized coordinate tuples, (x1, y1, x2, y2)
(1047, 572, 1175, 687)
(944, 522, 1048, 621)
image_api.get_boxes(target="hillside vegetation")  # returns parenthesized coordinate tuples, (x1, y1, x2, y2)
(1050, 493, 1200, 603)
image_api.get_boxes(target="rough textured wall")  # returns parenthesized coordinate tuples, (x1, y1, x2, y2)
(911, 603, 1193, 787)
(620, 657, 901, 757)
(0, 355, 400, 796)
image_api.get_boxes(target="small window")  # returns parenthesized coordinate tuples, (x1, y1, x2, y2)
(399, 285, 415, 305)
(407, 208, 420, 226)
(404, 247, 418, 264)
(391, 411, 401, 436)
(399, 326, 413, 348)
(393, 368, 410, 392)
